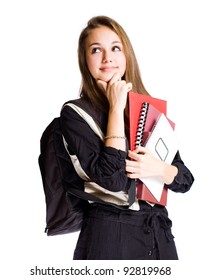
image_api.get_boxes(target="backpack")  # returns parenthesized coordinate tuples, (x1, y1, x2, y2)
(38, 101, 112, 236)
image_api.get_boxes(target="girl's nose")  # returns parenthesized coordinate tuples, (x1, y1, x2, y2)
(102, 51, 112, 63)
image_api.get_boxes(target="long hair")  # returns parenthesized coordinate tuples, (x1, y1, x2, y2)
(78, 15, 149, 113)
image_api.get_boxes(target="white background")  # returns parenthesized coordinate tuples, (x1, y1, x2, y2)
(0, 0, 200, 279)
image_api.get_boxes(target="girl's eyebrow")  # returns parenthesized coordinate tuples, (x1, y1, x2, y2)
(88, 42, 101, 47)
(89, 40, 122, 47)
(112, 40, 122, 44)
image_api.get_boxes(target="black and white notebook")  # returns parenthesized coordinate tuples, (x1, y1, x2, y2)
(141, 112, 178, 201)
(144, 113, 178, 164)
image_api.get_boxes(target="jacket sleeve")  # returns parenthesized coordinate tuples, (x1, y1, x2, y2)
(60, 105, 129, 192)
(166, 151, 194, 193)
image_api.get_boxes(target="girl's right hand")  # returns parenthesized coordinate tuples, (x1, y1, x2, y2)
(97, 72, 132, 111)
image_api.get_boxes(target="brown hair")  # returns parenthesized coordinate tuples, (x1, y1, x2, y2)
(78, 15, 149, 112)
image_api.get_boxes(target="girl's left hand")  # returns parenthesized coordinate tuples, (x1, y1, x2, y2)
(126, 146, 164, 179)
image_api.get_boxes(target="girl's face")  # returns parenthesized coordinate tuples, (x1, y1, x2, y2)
(85, 26, 126, 83)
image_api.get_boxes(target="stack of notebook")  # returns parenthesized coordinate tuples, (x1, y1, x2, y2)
(129, 92, 178, 206)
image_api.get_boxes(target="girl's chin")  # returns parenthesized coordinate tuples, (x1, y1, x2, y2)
(98, 71, 124, 83)
(98, 74, 115, 83)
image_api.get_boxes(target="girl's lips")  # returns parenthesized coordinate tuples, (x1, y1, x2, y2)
(100, 66, 118, 72)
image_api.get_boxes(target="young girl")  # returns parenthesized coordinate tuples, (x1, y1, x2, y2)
(60, 15, 194, 260)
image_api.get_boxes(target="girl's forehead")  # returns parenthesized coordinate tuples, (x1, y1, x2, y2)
(86, 26, 121, 46)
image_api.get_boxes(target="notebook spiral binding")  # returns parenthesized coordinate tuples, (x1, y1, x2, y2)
(135, 102, 149, 147)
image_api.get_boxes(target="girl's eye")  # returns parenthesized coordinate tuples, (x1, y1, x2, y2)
(112, 46, 121, 52)
(91, 47, 101, 54)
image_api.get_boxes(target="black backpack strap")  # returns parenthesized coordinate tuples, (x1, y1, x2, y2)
(62, 97, 108, 134)
(67, 186, 128, 210)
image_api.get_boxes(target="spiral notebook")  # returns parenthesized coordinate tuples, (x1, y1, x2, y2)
(135, 102, 149, 146)
(129, 92, 167, 151)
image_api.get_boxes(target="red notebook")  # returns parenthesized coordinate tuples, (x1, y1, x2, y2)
(137, 182, 168, 206)
(129, 92, 169, 206)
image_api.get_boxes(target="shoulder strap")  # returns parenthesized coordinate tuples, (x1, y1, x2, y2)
(64, 103, 105, 141)
(62, 102, 105, 181)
